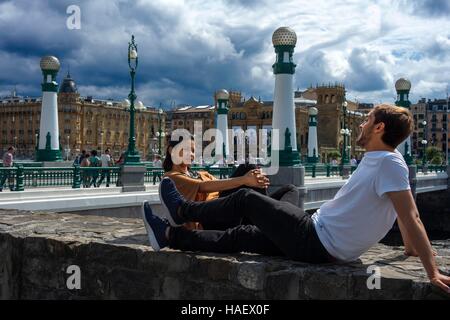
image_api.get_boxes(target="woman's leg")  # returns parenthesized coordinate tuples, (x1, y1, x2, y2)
(162, 179, 328, 262)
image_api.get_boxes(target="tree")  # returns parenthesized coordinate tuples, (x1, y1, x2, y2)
(425, 146, 443, 162)
(430, 155, 443, 165)
(327, 149, 341, 162)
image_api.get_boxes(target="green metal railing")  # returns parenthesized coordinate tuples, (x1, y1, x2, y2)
(143, 166, 236, 185)
(416, 164, 447, 174)
(4, 162, 445, 192)
(0, 166, 122, 191)
(23, 167, 73, 188)
(303, 164, 358, 178)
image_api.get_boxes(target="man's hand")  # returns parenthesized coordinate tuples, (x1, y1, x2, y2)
(243, 169, 270, 189)
(430, 273, 450, 294)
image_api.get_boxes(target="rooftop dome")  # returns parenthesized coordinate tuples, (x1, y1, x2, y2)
(59, 72, 78, 94)
(216, 89, 229, 100)
(136, 100, 145, 110)
(309, 107, 318, 116)
(122, 99, 130, 108)
(395, 78, 411, 91)
(272, 27, 297, 46)
(40, 56, 60, 71)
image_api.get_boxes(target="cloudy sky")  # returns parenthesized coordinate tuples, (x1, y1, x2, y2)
(0, 0, 449, 108)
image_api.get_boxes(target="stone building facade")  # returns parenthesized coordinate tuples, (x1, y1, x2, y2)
(212, 85, 366, 162)
(411, 97, 449, 160)
(0, 74, 166, 161)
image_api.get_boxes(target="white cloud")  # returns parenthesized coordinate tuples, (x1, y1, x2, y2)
(1, 0, 450, 105)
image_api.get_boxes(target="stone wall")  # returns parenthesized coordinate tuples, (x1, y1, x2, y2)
(0, 209, 449, 300)
(416, 188, 450, 233)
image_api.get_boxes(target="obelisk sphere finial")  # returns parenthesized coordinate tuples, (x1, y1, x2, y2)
(272, 27, 297, 46)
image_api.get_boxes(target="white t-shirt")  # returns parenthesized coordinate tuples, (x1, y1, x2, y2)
(311, 150, 410, 262)
(101, 154, 111, 167)
(153, 159, 162, 168)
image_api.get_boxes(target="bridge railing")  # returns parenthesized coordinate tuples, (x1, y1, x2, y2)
(144, 166, 236, 185)
(8, 162, 444, 192)
(416, 164, 447, 174)
(303, 164, 358, 178)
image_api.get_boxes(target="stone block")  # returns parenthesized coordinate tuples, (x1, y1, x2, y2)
(120, 165, 146, 192)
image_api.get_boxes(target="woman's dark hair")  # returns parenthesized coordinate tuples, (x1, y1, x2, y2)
(163, 135, 194, 172)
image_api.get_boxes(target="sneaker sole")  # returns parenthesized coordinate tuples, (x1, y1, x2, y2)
(158, 180, 183, 227)
(141, 203, 161, 251)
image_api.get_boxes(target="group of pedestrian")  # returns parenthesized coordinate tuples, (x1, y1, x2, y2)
(74, 148, 121, 188)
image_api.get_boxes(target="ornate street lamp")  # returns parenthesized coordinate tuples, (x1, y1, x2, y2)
(340, 101, 350, 165)
(124, 35, 140, 164)
(65, 135, 70, 161)
(156, 108, 165, 155)
(421, 120, 427, 161)
(421, 139, 428, 165)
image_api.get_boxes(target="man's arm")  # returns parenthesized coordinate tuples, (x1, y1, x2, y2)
(387, 190, 450, 293)
(397, 217, 437, 257)
(397, 217, 417, 256)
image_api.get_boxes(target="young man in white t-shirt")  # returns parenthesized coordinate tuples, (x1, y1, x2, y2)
(142, 104, 450, 294)
(98, 148, 113, 187)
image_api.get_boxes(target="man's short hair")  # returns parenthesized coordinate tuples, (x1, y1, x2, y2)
(372, 104, 414, 148)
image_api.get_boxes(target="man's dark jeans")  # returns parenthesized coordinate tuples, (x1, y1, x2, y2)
(168, 188, 332, 264)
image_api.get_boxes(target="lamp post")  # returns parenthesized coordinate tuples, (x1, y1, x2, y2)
(157, 108, 165, 155)
(65, 135, 70, 161)
(421, 139, 428, 165)
(340, 101, 350, 165)
(124, 35, 140, 164)
(100, 132, 104, 154)
(35, 133, 38, 152)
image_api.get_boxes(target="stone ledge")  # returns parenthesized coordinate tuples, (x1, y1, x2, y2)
(0, 209, 449, 300)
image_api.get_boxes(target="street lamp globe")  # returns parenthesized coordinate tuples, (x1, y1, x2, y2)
(342, 101, 348, 108)
(216, 89, 230, 101)
(422, 120, 427, 126)
(129, 48, 138, 60)
(340, 128, 345, 135)
(308, 107, 318, 116)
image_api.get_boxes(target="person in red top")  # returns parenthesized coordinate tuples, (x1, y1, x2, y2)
(0, 146, 15, 192)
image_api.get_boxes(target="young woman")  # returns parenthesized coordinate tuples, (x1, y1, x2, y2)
(162, 137, 299, 230)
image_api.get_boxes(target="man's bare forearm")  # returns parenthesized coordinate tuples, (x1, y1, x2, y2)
(397, 218, 415, 253)
(400, 214, 438, 278)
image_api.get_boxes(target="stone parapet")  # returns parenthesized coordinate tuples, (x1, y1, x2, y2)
(0, 210, 449, 300)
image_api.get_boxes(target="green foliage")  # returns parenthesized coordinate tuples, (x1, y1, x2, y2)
(327, 149, 341, 160)
(425, 146, 443, 162)
(430, 155, 443, 165)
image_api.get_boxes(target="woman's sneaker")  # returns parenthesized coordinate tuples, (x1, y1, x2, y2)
(141, 201, 169, 251)
(158, 178, 187, 226)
